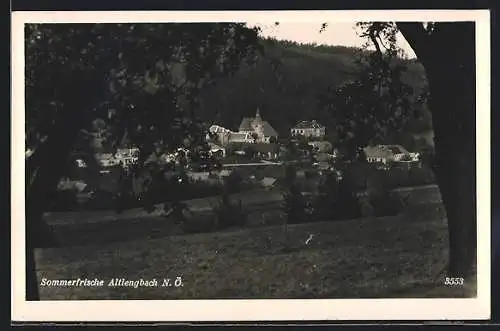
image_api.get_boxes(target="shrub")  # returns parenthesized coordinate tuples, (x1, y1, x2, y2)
(282, 184, 308, 224)
(419, 144, 435, 167)
(335, 179, 363, 220)
(243, 145, 257, 160)
(181, 215, 218, 234)
(253, 170, 265, 181)
(372, 164, 436, 190)
(48, 189, 80, 212)
(147, 176, 223, 202)
(224, 170, 244, 193)
(212, 191, 247, 230)
(304, 169, 318, 179)
(384, 167, 409, 189)
(189, 180, 224, 198)
(312, 172, 339, 221)
(365, 167, 409, 217)
(84, 189, 117, 211)
(342, 162, 372, 191)
(163, 201, 189, 225)
(311, 172, 362, 221)
(368, 187, 409, 217)
(358, 193, 375, 217)
(283, 165, 297, 184)
(408, 166, 436, 186)
(82, 173, 226, 212)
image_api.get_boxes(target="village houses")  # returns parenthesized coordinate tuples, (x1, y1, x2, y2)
(290, 120, 326, 139)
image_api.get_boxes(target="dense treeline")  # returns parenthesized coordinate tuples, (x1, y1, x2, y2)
(196, 37, 431, 139)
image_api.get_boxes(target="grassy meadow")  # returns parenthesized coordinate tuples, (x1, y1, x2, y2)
(35, 197, 475, 300)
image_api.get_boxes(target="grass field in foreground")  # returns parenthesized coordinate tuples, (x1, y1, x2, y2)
(35, 211, 476, 300)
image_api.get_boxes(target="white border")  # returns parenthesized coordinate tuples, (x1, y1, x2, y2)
(11, 10, 491, 322)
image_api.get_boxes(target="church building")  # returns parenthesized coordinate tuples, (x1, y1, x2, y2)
(237, 108, 279, 143)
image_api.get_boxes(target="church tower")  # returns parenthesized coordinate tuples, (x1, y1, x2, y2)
(255, 107, 262, 122)
(252, 107, 264, 142)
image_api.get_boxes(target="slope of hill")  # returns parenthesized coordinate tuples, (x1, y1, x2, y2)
(35, 212, 474, 300)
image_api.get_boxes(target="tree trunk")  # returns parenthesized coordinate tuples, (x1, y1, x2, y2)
(25, 115, 86, 300)
(25, 242, 40, 300)
(430, 86, 477, 278)
(403, 22, 477, 278)
(25, 74, 100, 300)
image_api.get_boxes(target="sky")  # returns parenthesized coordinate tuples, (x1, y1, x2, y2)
(247, 22, 417, 59)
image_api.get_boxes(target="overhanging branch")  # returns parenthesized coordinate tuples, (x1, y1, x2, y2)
(396, 22, 431, 63)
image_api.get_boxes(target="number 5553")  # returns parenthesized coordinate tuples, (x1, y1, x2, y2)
(445, 277, 464, 286)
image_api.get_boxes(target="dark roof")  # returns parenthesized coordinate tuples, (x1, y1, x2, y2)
(293, 120, 325, 129)
(238, 118, 253, 131)
(238, 117, 278, 137)
(364, 145, 409, 158)
(261, 121, 278, 137)
(363, 145, 393, 159)
(385, 145, 408, 154)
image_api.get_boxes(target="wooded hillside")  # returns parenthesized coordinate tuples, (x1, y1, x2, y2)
(196, 37, 432, 138)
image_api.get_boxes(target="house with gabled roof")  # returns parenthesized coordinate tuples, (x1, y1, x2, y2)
(363, 144, 419, 166)
(238, 108, 279, 143)
(291, 120, 326, 138)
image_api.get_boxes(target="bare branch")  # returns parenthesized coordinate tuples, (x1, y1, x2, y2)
(367, 27, 382, 56)
(319, 23, 328, 34)
(377, 35, 391, 52)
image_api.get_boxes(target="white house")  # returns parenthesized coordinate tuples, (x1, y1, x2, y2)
(208, 124, 256, 145)
(364, 145, 419, 165)
(115, 147, 139, 166)
(226, 132, 255, 144)
(209, 124, 232, 134)
(208, 142, 226, 158)
(75, 159, 88, 168)
(96, 147, 139, 168)
(291, 120, 326, 138)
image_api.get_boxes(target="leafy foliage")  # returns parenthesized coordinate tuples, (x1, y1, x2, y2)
(223, 170, 245, 193)
(282, 183, 308, 225)
(317, 23, 426, 160)
(26, 23, 262, 215)
(366, 168, 409, 217)
(368, 190, 408, 217)
(213, 191, 247, 229)
(312, 171, 362, 221)
(182, 187, 247, 234)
